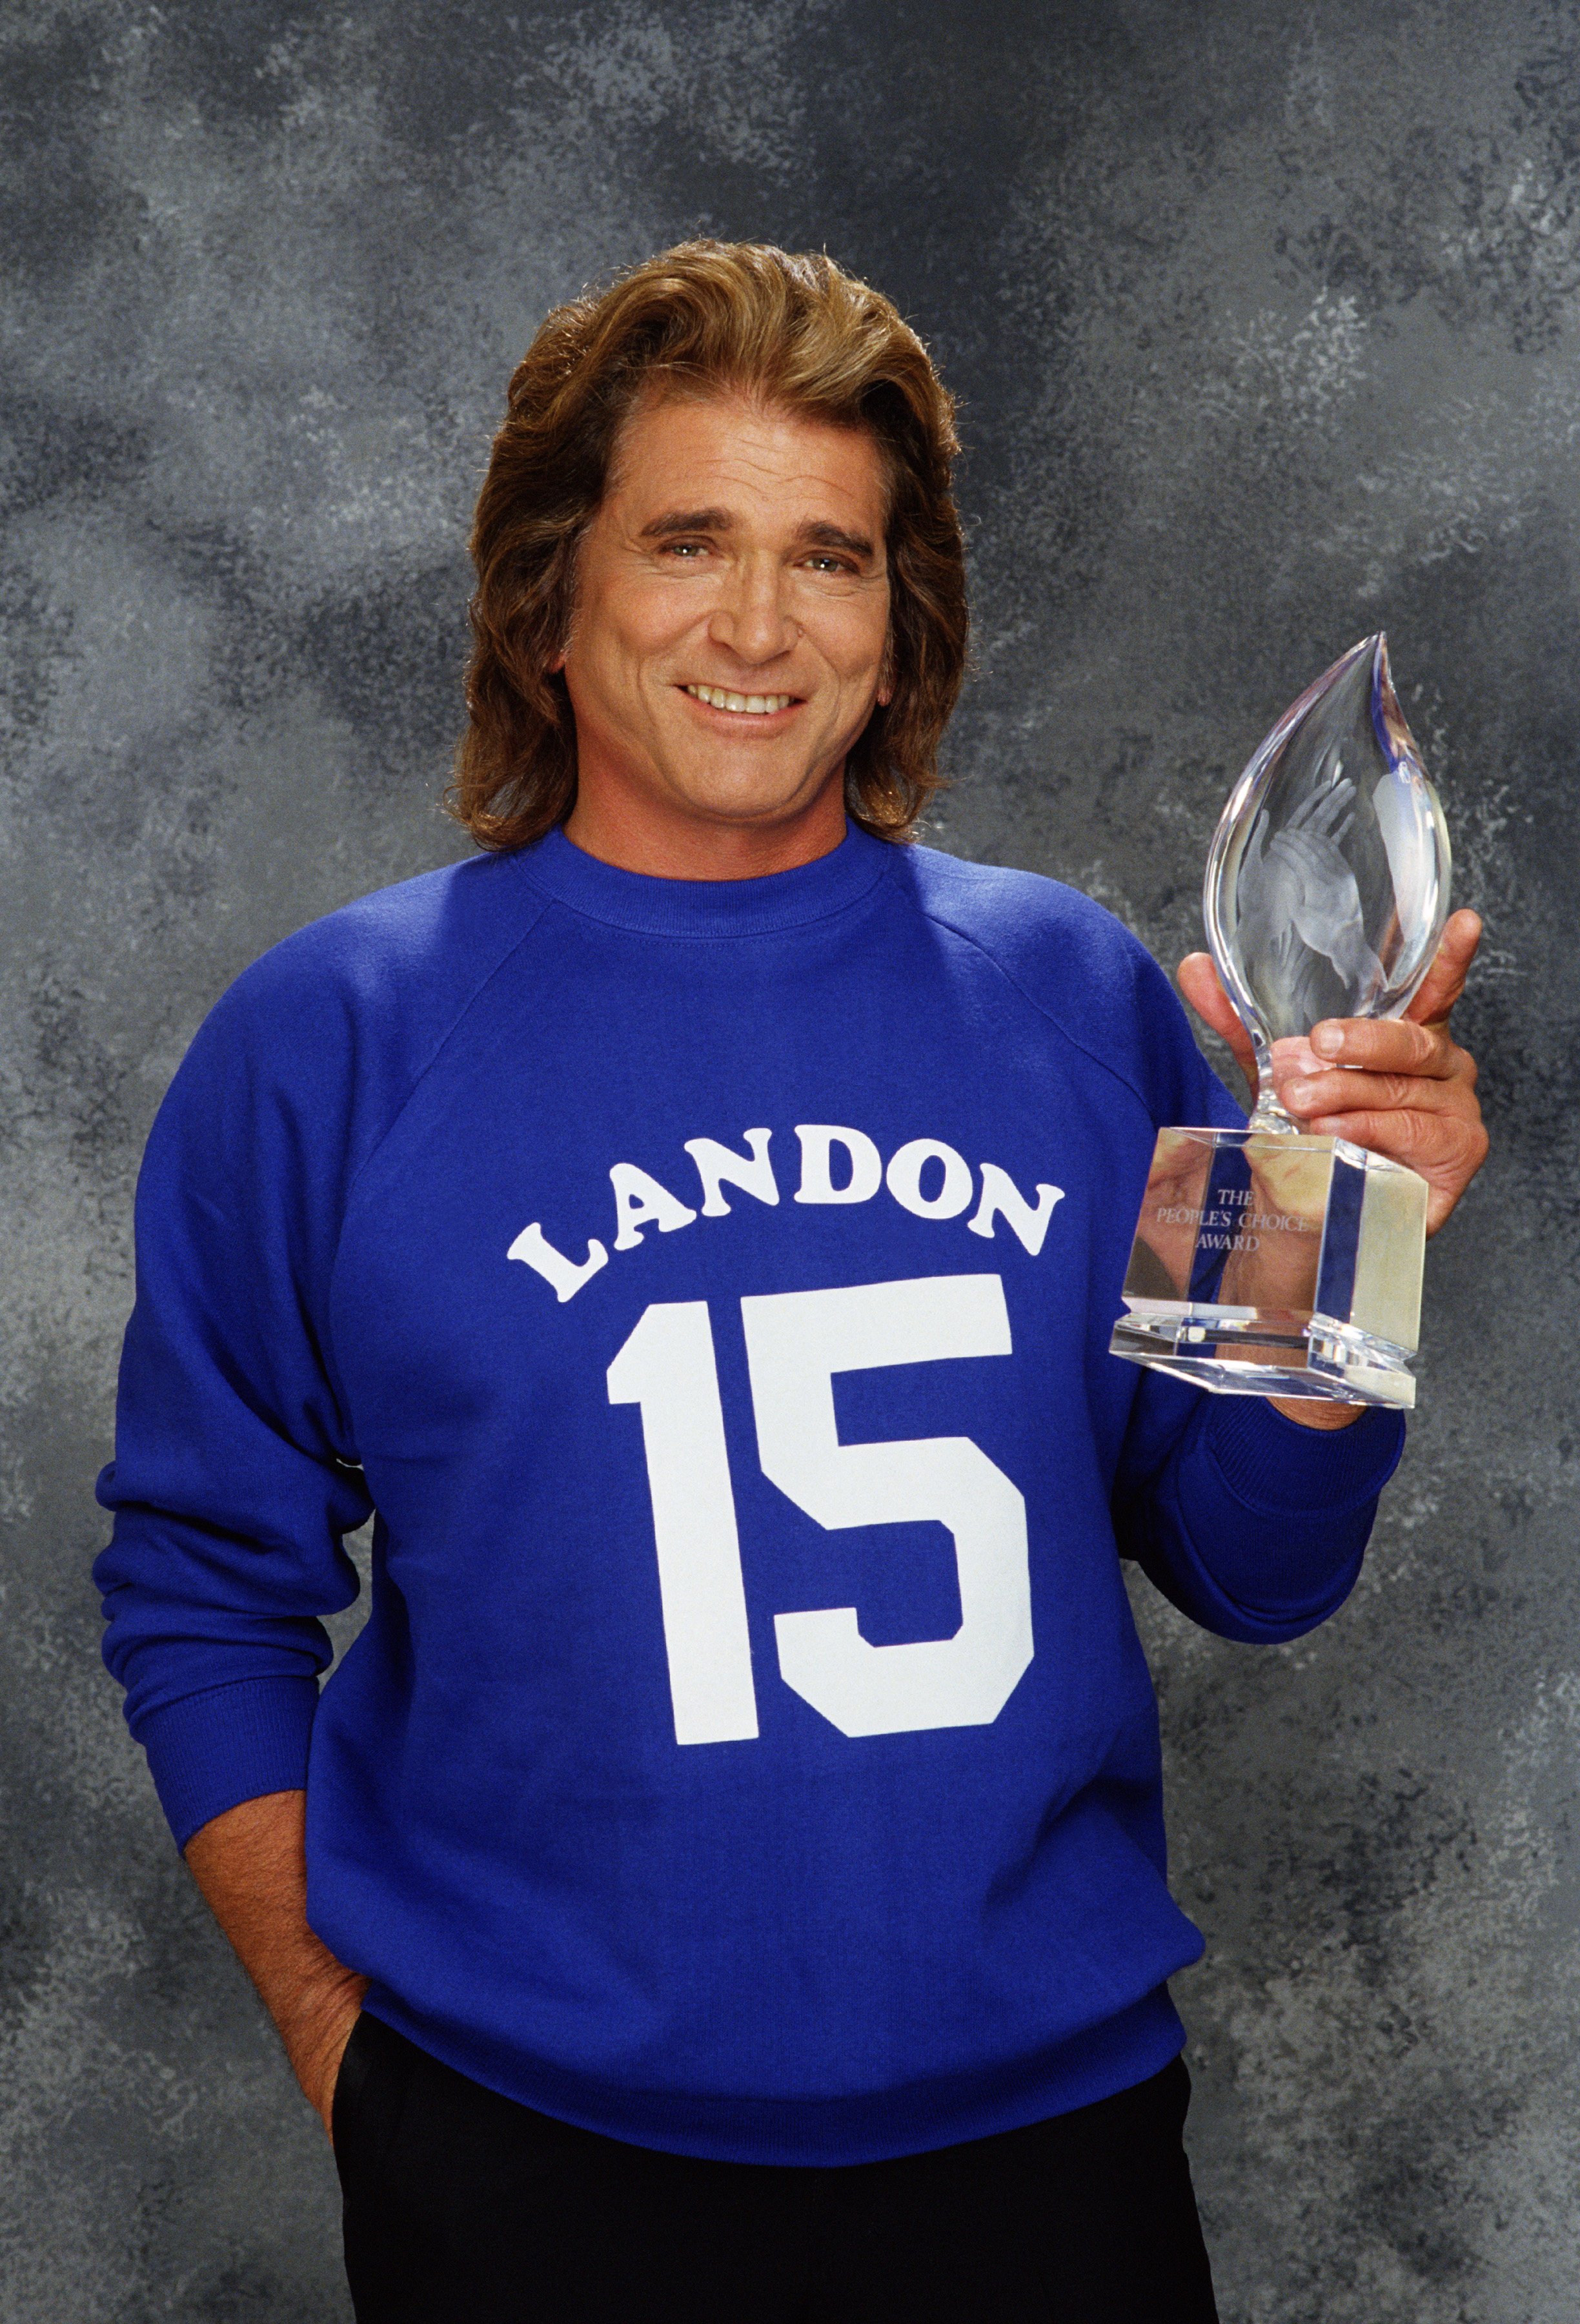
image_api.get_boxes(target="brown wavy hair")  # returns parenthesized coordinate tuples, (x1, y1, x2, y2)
(449, 240, 967, 850)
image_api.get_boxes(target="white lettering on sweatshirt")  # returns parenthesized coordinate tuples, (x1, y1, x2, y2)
(509, 1123, 1064, 1303)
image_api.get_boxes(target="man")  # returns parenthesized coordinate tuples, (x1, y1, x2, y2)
(96, 242, 1486, 2322)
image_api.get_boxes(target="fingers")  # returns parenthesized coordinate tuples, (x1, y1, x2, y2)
(1404, 909, 1483, 1026)
(1177, 952, 1259, 1088)
(1278, 1065, 1471, 1123)
(1292, 1103, 1489, 1227)
(1252, 909, 1488, 1239)
(1305, 1096, 1484, 1167)
(1295, 1016, 1465, 1079)
(1302, 1106, 1486, 1173)
(1279, 1064, 1488, 1238)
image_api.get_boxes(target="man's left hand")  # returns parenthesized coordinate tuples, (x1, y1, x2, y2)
(1178, 909, 1489, 1239)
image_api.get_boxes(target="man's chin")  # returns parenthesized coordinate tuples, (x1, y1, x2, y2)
(656, 764, 843, 830)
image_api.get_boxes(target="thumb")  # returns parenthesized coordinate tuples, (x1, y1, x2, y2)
(1406, 909, 1481, 1027)
(1179, 952, 1259, 1096)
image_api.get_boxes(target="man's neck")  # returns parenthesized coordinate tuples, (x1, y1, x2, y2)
(562, 775, 849, 882)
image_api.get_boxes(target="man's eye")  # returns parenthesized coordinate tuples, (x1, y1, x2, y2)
(665, 541, 708, 558)
(805, 555, 853, 574)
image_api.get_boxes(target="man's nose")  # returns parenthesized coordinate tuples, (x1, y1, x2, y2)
(707, 555, 798, 666)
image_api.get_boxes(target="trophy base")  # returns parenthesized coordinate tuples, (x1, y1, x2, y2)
(1108, 1126, 1428, 1412)
(1109, 1309, 1416, 1407)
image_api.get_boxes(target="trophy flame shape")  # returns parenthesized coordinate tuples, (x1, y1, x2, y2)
(1206, 633, 1452, 1128)
(1109, 635, 1452, 1409)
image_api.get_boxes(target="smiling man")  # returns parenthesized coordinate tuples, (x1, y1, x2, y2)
(95, 244, 1486, 2323)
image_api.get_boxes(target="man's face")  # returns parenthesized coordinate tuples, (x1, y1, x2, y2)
(556, 390, 893, 840)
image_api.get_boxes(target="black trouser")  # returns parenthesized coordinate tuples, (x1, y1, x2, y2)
(334, 2013, 1219, 2323)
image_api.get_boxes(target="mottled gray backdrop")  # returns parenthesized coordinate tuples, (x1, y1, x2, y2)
(3, 0, 1576, 2316)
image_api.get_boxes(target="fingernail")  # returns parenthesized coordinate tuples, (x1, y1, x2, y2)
(1285, 1082, 1316, 1110)
(1313, 1025, 1343, 1057)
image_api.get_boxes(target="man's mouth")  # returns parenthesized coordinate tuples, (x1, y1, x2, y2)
(682, 684, 796, 716)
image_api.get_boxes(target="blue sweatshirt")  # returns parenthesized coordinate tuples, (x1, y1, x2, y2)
(96, 825, 1402, 2164)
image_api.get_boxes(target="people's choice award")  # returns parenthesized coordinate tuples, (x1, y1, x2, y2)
(1109, 634, 1450, 1409)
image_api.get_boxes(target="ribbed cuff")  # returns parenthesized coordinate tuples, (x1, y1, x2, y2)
(135, 1674, 320, 1851)
(1202, 1398, 1406, 1514)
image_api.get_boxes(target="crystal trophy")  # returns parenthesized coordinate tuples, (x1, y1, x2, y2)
(1109, 633, 1451, 1408)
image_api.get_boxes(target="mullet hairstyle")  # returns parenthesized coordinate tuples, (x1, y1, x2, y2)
(449, 240, 967, 850)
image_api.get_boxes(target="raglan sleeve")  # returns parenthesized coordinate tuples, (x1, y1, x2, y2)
(1108, 953, 1405, 1644)
(93, 964, 374, 1850)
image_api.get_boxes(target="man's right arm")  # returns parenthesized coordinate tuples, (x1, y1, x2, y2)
(95, 961, 375, 1921)
(184, 1790, 367, 2139)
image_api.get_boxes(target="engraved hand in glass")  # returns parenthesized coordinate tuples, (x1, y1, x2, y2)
(1240, 778, 1386, 1029)
(1204, 633, 1450, 1131)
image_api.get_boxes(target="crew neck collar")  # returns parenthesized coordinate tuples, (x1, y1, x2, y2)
(511, 822, 894, 937)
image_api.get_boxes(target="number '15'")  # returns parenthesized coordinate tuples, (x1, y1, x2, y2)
(607, 1273, 1034, 1744)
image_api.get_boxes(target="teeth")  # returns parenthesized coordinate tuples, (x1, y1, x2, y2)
(685, 685, 792, 714)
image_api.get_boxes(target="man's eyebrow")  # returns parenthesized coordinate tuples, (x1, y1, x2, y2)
(639, 507, 734, 539)
(795, 520, 878, 560)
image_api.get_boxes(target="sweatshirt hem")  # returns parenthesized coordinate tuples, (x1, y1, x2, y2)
(356, 1983, 1188, 2166)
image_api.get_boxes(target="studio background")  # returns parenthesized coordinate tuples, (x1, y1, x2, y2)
(3, 2, 1574, 2316)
